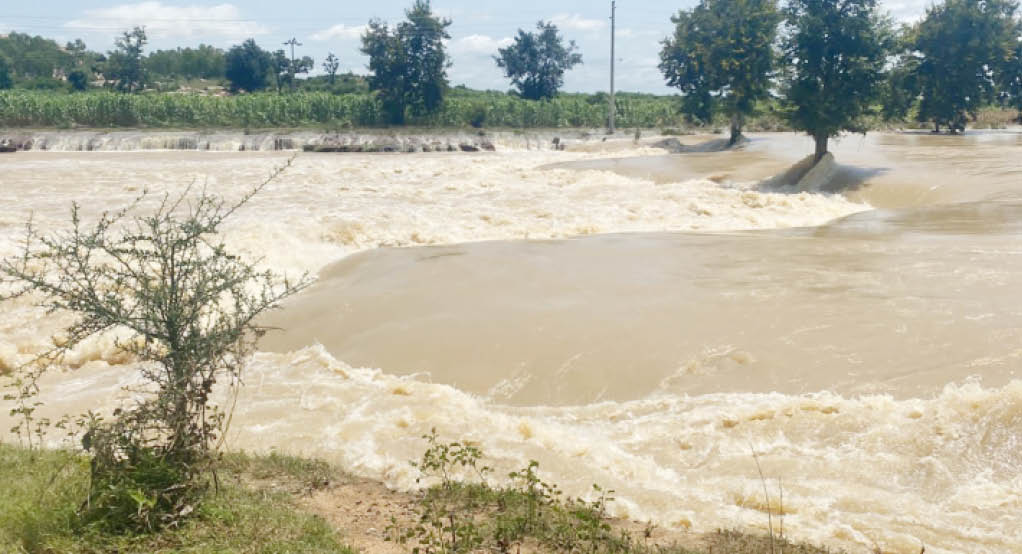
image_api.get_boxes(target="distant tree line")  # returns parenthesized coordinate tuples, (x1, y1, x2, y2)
(3, 0, 1022, 149)
(660, 0, 1022, 159)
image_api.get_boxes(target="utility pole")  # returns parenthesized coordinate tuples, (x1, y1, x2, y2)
(283, 37, 302, 93)
(609, 1, 617, 134)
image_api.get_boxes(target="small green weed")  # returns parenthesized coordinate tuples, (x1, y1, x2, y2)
(389, 431, 686, 554)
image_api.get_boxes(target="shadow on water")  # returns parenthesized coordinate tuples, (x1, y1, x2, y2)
(650, 135, 749, 153)
(756, 153, 889, 195)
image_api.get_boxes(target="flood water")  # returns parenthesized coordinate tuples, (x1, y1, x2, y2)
(1, 131, 1021, 553)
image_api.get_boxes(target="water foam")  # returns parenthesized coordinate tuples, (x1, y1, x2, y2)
(1, 150, 870, 278)
(9, 345, 1018, 553)
(15, 146, 1002, 552)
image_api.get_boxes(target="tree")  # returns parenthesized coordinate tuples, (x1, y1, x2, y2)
(781, 0, 893, 162)
(146, 45, 226, 80)
(294, 55, 314, 84)
(271, 50, 290, 93)
(914, 0, 1019, 133)
(105, 26, 148, 93)
(67, 69, 89, 91)
(66, 39, 89, 66)
(0, 167, 309, 532)
(660, 0, 781, 144)
(1001, 41, 1022, 121)
(323, 52, 340, 85)
(0, 56, 11, 90)
(225, 39, 273, 93)
(271, 50, 313, 93)
(0, 32, 76, 81)
(361, 0, 452, 124)
(876, 26, 922, 123)
(495, 21, 583, 101)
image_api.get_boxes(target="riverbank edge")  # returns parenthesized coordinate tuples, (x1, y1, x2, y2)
(0, 444, 841, 554)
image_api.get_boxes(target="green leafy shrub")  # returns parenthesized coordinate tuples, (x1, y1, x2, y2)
(0, 163, 310, 533)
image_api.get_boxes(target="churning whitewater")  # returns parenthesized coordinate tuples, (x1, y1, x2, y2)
(1, 132, 1020, 553)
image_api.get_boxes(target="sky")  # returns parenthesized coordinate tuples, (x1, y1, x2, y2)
(0, 1, 932, 94)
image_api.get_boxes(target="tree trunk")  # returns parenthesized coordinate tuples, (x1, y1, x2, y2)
(729, 113, 744, 146)
(934, 121, 940, 133)
(813, 133, 828, 164)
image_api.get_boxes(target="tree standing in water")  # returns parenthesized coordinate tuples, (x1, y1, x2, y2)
(781, 0, 892, 162)
(659, 0, 781, 145)
(914, 0, 1019, 133)
(1001, 40, 1022, 123)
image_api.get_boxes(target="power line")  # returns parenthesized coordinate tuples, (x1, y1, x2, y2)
(283, 37, 302, 93)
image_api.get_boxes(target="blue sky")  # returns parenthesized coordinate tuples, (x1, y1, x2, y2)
(1, 1, 930, 93)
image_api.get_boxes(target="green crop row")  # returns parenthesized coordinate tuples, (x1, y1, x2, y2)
(0, 91, 687, 129)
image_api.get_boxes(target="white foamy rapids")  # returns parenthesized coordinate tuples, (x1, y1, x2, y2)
(0, 130, 613, 153)
(0, 150, 869, 278)
(0, 149, 868, 366)
(197, 349, 1022, 554)
(0, 147, 888, 551)
(10, 345, 1020, 554)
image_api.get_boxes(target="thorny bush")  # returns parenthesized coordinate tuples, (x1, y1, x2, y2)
(0, 159, 310, 532)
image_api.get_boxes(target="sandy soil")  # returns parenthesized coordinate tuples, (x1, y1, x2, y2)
(298, 476, 707, 553)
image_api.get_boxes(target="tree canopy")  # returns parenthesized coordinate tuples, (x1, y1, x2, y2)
(659, 0, 781, 143)
(781, 0, 892, 161)
(495, 21, 583, 101)
(0, 56, 11, 90)
(105, 27, 148, 93)
(913, 0, 1019, 133)
(146, 45, 226, 80)
(323, 53, 340, 84)
(0, 32, 75, 80)
(1001, 40, 1022, 120)
(225, 39, 273, 93)
(361, 0, 451, 124)
(271, 50, 314, 93)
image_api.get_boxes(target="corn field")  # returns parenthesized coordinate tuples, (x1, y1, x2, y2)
(0, 91, 687, 129)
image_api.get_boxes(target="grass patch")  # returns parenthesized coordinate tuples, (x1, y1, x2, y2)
(0, 443, 355, 554)
(704, 529, 842, 553)
(0, 440, 843, 554)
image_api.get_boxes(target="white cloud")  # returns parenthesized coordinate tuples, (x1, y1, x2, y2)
(550, 13, 607, 33)
(883, 0, 928, 23)
(450, 34, 512, 55)
(310, 24, 367, 42)
(65, 2, 269, 40)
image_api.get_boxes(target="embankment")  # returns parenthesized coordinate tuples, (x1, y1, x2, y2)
(0, 129, 590, 153)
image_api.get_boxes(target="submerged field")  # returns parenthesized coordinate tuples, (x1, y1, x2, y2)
(1, 131, 1021, 553)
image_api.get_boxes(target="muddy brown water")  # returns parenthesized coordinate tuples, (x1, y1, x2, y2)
(2, 131, 1021, 553)
(261, 132, 1022, 407)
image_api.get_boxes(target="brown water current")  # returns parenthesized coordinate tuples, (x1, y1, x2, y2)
(2, 131, 1021, 553)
